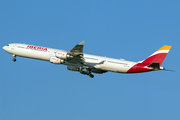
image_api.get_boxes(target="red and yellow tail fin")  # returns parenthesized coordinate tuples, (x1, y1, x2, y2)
(142, 45, 172, 65)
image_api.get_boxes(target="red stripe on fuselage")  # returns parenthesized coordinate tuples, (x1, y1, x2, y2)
(127, 63, 155, 73)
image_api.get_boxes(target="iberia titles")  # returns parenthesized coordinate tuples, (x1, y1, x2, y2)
(27, 45, 47, 51)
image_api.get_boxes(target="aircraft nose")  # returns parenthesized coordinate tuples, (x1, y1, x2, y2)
(3, 46, 7, 51)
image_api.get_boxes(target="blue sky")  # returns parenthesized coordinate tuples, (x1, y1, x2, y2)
(0, 0, 180, 120)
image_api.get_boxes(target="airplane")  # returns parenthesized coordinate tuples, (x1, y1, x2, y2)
(3, 41, 172, 78)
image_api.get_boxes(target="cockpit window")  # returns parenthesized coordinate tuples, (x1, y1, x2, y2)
(7, 44, 9, 46)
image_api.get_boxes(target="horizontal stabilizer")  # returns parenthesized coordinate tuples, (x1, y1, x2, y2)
(148, 62, 160, 69)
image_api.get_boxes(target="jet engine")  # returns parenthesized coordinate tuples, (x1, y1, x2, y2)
(55, 51, 72, 59)
(50, 56, 64, 64)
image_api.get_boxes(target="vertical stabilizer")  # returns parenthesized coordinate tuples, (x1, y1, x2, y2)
(142, 45, 172, 65)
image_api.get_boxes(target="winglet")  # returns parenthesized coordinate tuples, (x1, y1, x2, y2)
(142, 45, 172, 65)
(79, 41, 85, 45)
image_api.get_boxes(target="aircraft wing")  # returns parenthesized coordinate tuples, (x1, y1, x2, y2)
(66, 41, 87, 67)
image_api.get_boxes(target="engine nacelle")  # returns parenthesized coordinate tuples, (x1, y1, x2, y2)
(50, 57, 64, 64)
(67, 66, 79, 71)
(55, 51, 72, 59)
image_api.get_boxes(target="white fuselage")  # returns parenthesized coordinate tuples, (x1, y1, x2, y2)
(3, 43, 137, 73)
